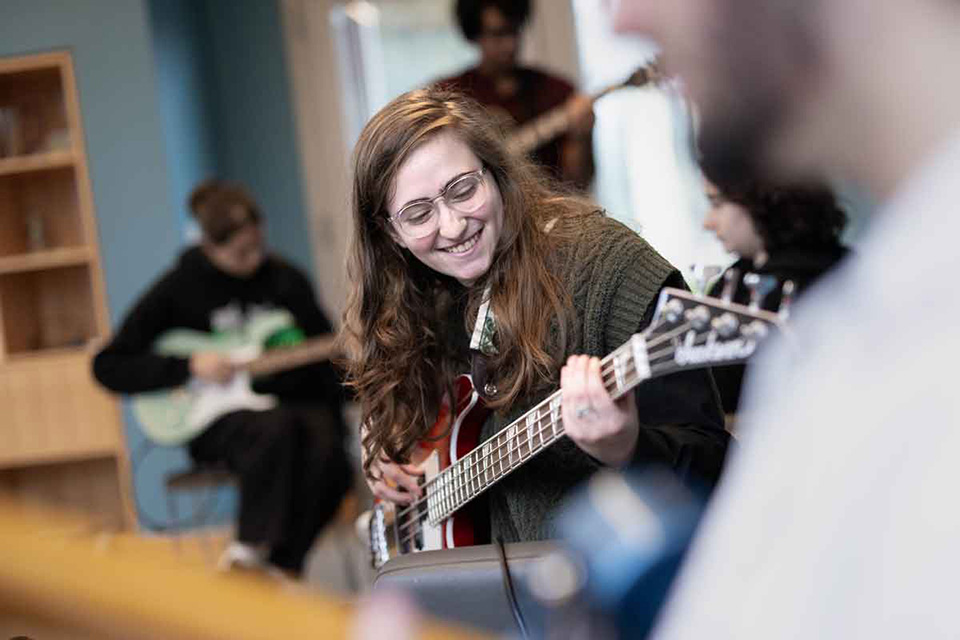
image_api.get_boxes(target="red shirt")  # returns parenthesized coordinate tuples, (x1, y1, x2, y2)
(436, 66, 575, 179)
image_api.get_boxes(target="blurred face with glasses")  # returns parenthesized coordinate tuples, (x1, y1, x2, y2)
(387, 131, 504, 285)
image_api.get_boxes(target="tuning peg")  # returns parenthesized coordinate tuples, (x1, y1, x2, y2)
(778, 280, 796, 320)
(719, 268, 740, 304)
(740, 319, 770, 341)
(662, 298, 685, 325)
(711, 312, 739, 338)
(685, 305, 711, 330)
(742, 273, 778, 310)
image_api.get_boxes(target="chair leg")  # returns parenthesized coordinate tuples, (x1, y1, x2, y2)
(197, 489, 216, 566)
(167, 490, 182, 556)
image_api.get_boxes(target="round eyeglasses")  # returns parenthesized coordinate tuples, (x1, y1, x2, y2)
(390, 167, 488, 239)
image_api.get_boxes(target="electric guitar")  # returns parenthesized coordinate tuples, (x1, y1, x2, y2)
(131, 310, 339, 446)
(505, 59, 662, 156)
(364, 286, 789, 570)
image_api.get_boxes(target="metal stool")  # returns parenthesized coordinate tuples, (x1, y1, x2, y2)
(164, 464, 237, 564)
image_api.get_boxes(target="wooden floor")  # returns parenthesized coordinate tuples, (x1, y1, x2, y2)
(0, 499, 477, 640)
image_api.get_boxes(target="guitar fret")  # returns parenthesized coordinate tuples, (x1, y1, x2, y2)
(438, 476, 444, 518)
(446, 473, 453, 515)
(526, 412, 539, 456)
(455, 468, 462, 509)
(450, 473, 460, 512)
(550, 396, 561, 442)
(464, 454, 473, 499)
(482, 442, 492, 484)
(614, 352, 626, 394)
(456, 466, 463, 507)
(427, 488, 437, 523)
(497, 433, 507, 476)
(506, 425, 517, 467)
(441, 472, 448, 517)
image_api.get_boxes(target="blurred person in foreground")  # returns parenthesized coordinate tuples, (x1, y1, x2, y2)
(437, 0, 595, 190)
(612, 0, 960, 637)
(93, 180, 352, 578)
(703, 179, 848, 416)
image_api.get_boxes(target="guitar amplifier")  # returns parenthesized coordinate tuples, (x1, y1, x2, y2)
(373, 541, 557, 635)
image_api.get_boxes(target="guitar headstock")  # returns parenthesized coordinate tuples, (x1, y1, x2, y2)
(622, 57, 664, 89)
(645, 287, 788, 372)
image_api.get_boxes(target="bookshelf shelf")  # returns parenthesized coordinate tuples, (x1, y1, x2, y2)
(0, 150, 75, 177)
(0, 51, 133, 531)
(0, 246, 90, 274)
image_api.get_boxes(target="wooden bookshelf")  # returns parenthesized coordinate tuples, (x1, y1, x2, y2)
(0, 149, 75, 176)
(0, 246, 91, 274)
(0, 51, 133, 530)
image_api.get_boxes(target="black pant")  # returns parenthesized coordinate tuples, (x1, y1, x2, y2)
(188, 404, 352, 575)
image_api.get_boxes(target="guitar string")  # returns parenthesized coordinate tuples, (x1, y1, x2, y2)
(393, 344, 692, 541)
(394, 336, 651, 528)
(391, 334, 709, 544)
(392, 357, 648, 547)
(391, 323, 699, 537)
(399, 319, 693, 508)
(393, 331, 702, 537)
(391, 356, 702, 549)
(393, 349, 712, 549)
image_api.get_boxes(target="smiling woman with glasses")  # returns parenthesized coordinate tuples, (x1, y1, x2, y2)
(392, 167, 488, 239)
(342, 87, 729, 545)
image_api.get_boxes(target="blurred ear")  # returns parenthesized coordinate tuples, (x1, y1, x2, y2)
(387, 222, 408, 249)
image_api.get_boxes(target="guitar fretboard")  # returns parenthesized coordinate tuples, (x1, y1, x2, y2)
(506, 84, 620, 155)
(245, 335, 339, 377)
(423, 334, 650, 526)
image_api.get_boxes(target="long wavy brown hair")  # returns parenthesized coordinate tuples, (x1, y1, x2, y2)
(342, 87, 592, 477)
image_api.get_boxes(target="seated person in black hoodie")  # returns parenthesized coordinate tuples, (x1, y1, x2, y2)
(703, 176, 849, 420)
(93, 179, 352, 578)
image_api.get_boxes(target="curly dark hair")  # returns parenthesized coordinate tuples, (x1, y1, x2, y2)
(455, 0, 531, 41)
(715, 179, 847, 254)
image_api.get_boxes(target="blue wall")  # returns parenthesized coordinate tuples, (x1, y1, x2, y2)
(204, 0, 314, 275)
(148, 0, 219, 232)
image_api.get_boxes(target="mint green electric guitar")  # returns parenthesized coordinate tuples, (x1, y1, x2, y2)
(131, 310, 338, 446)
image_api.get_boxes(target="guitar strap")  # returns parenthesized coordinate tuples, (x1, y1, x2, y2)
(470, 284, 498, 400)
(468, 217, 558, 400)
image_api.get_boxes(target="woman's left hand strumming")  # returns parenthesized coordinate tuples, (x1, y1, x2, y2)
(561, 355, 639, 467)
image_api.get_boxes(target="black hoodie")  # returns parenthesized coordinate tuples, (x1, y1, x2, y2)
(93, 247, 343, 408)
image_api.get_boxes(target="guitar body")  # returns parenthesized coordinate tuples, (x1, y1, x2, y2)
(368, 375, 492, 568)
(131, 310, 295, 446)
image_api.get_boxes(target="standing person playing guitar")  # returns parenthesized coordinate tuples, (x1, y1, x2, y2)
(436, 0, 596, 191)
(93, 180, 352, 578)
(343, 87, 730, 550)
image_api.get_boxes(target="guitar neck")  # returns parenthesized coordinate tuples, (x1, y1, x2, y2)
(243, 335, 339, 377)
(506, 82, 616, 156)
(397, 286, 785, 533)
(423, 335, 651, 527)
(506, 61, 660, 155)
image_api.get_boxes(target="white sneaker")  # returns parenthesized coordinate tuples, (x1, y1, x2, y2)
(217, 541, 269, 572)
